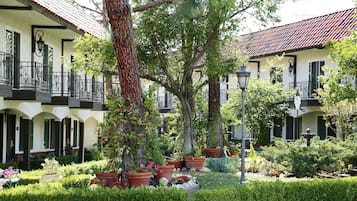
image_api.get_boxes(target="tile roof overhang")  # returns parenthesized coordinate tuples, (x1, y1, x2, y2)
(17, 0, 107, 39)
(240, 8, 356, 59)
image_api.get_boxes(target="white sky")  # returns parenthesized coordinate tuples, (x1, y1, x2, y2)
(77, 0, 356, 31)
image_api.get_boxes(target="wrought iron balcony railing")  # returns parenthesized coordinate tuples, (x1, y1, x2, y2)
(79, 79, 103, 103)
(289, 81, 319, 99)
(52, 72, 80, 98)
(17, 62, 51, 93)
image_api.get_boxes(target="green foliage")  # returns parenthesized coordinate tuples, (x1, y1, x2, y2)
(222, 79, 289, 143)
(55, 155, 77, 166)
(0, 161, 18, 169)
(72, 34, 117, 75)
(318, 30, 357, 139)
(260, 136, 357, 177)
(102, 86, 163, 171)
(205, 157, 239, 173)
(195, 178, 357, 201)
(58, 174, 91, 189)
(84, 148, 104, 162)
(0, 182, 187, 201)
(194, 172, 240, 190)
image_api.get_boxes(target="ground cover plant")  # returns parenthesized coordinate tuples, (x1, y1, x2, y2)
(260, 135, 357, 177)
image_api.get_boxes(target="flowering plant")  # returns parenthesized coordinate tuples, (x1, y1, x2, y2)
(0, 166, 19, 189)
(134, 162, 163, 176)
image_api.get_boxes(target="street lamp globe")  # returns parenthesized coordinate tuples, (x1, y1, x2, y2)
(236, 65, 251, 90)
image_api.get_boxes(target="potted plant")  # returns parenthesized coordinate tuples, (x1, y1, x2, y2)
(228, 142, 240, 157)
(154, 163, 175, 183)
(184, 148, 205, 171)
(204, 146, 221, 158)
(166, 150, 184, 169)
(125, 162, 154, 188)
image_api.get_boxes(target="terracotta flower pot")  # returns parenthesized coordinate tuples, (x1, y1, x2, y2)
(229, 150, 239, 157)
(204, 148, 221, 158)
(125, 172, 152, 188)
(95, 172, 120, 187)
(184, 156, 205, 171)
(154, 165, 175, 182)
(166, 160, 183, 169)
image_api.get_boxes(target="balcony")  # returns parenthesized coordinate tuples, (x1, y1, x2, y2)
(51, 72, 80, 107)
(0, 52, 13, 97)
(157, 93, 175, 113)
(289, 81, 321, 106)
(79, 79, 104, 110)
(8, 61, 51, 103)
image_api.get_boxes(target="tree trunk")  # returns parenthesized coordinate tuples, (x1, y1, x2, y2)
(206, 1, 222, 148)
(207, 76, 222, 147)
(105, 0, 143, 105)
(105, 74, 113, 99)
(180, 96, 195, 154)
(105, 0, 144, 177)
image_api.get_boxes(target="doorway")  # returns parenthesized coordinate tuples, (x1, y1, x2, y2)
(6, 114, 16, 162)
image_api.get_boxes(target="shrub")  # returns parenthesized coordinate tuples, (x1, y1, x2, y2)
(55, 155, 77, 165)
(260, 136, 357, 177)
(0, 161, 18, 169)
(205, 158, 239, 173)
(58, 174, 91, 189)
(195, 178, 357, 201)
(0, 182, 187, 201)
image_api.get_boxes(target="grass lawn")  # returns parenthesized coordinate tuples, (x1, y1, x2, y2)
(193, 172, 241, 189)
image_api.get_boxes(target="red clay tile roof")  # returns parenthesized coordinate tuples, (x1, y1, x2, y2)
(20, 0, 107, 39)
(240, 8, 356, 59)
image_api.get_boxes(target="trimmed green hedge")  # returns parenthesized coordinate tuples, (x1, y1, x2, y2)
(195, 178, 357, 201)
(0, 181, 187, 201)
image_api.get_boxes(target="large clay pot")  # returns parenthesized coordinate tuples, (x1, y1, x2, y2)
(184, 156, 205, 171)
(95, 172, 120, 187)
(204, 148, 221, 158)
(229, 150, 239, 157)
(154, 165, 175, 182)
(126, 172, 152, 188)
(166, 160, 183, 169)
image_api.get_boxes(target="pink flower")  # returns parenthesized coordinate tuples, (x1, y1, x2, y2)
(147, 162, 154, 169)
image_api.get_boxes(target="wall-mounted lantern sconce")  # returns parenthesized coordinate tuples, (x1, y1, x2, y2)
(35, 30, 45, 56)
(288, 59, 295, 74)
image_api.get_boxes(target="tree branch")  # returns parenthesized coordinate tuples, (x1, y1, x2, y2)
(133, 0, 181, 12)
(182, 0, 259, 79)
(140, 73, 177, 95)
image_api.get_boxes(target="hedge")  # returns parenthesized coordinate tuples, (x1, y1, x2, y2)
(195, 177, 357, 201)
(0, 180, 187, 201)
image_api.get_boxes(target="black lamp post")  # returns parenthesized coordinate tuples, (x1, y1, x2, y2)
(236, 65, 250, 184)
(294, 89, 301, 140)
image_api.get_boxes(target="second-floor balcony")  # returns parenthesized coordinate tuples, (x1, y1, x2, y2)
(289, 81, 321, 106)
(8, 61, 52, 103)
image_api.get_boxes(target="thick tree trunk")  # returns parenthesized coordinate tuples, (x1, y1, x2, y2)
(105, 0, 144, 177)
(105, 0, 142, 105)
(207, 76, 223, 147)
(206, 1, 222, 148)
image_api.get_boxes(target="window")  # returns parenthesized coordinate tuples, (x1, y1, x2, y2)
(308, 61, 325, 97)
(44, 119, 55, 149)
(270, 67, 283, 84)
